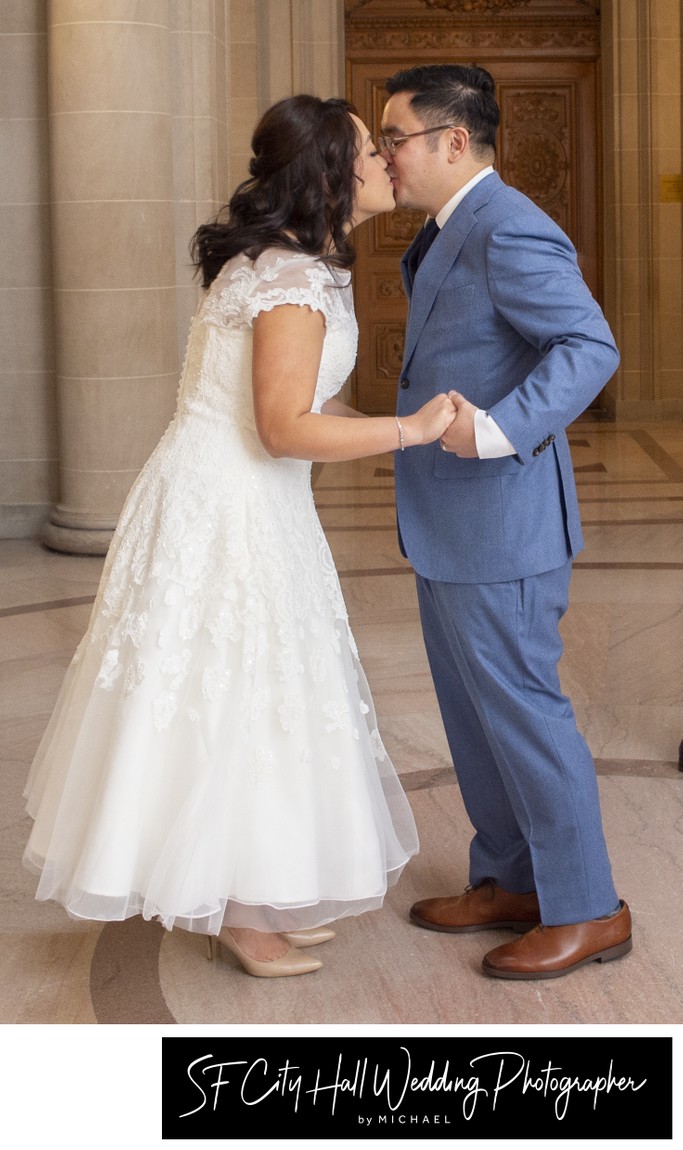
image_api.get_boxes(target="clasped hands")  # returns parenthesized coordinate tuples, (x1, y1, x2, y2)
(440, 390, 478, 458)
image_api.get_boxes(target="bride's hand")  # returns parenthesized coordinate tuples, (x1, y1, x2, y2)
(403, 393, 456, 447)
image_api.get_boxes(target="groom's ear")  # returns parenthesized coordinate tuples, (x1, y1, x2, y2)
(446, 126, 469, 163)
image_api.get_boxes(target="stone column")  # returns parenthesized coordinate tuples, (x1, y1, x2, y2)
(602, 0, 683, 419)
(0, 1, 56, 538)
(44, 0, 179, 554)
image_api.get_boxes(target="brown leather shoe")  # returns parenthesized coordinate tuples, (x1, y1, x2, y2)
(482, 900, 632, 980)
(410, 878, 540, 934)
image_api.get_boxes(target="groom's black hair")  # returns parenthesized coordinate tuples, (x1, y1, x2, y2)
(385, 64, 499, 157)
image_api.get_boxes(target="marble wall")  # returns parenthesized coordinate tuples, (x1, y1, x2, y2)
(0, 0, 681, 547)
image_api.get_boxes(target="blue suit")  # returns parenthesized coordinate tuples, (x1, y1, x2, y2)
(395, 171, 619, 924)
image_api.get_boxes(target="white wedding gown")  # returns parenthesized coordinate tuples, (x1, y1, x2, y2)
(23, 249, 418, 934)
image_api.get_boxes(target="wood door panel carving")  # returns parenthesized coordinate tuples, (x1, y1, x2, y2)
(346, 0, 602, 413)
(374, 208, 425, 250)
(370, 271, 405, 301)
(501, 86, 574, 233)
(373, 322, 407, 382)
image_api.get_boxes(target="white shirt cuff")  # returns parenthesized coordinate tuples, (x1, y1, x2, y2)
(473, 409, 517, 458)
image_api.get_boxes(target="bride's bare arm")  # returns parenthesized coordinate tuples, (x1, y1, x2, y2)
(252, 305, 454, 461)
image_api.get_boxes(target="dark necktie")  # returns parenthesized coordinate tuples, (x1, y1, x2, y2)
(416, 217, 439, 266)
(408, 217, 439, 284)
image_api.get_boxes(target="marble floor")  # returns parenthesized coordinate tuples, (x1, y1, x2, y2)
(1, 417, 682, 1100)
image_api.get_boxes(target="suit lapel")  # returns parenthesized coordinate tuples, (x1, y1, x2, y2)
(401, 172, 501, 369)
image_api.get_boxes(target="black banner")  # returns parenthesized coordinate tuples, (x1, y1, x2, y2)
(161, 1035, 672, 1140)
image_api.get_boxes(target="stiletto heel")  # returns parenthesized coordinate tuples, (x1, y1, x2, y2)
(206, 935, 216, 961)
(281, 926, 336, 948)
(212, 928, 322, 977)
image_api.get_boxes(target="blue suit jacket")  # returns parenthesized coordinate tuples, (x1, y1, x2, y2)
(394, 171, 619, 584)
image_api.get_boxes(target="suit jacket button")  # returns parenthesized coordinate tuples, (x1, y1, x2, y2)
(400, 378, 410, 389)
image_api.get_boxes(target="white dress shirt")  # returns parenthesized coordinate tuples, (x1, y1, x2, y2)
(432, 167, 517, 458)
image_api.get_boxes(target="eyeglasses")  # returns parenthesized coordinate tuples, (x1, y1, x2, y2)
(377, 124, 456, 155)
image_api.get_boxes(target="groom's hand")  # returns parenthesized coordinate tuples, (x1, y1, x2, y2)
(439, 391, 478, 457)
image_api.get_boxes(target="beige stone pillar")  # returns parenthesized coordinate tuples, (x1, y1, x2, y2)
(44, 0, 179, 554)
(0, 1, 57, 538)
(602, 0, 683, 419)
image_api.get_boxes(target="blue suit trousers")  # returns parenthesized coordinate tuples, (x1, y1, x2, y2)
(415, 561, 618, 925)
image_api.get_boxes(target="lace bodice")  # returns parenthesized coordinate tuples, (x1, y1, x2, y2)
(177, 249, 358, 421)
(85, 244, 363, 725)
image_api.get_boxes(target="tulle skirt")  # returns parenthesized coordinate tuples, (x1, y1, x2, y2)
(23, 415, 419, 934)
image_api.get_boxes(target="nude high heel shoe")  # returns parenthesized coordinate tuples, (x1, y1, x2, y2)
(281, 926, 336, 948)
(206, 929, 322, 977)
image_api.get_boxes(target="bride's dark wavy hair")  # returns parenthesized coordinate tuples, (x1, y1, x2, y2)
(191, 95, 360, 288)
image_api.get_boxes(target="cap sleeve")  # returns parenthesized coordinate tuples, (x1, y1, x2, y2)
(243, 250, 349, 327)
(200, 248, 352, 331)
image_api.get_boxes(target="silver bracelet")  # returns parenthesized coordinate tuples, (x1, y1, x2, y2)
(395, 416, 405, 451)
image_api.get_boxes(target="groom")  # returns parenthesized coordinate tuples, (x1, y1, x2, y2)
(381, 63, 631, 979)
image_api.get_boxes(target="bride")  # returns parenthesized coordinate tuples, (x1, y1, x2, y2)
(23, 94, 455, 978)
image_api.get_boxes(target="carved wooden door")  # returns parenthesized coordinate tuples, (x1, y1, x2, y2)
(346, 0, 603, 413)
